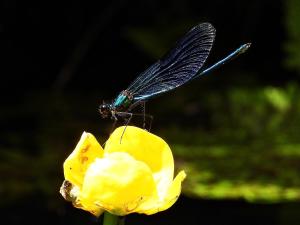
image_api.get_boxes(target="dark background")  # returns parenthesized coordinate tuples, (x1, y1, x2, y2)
(2, 0, 300, 225)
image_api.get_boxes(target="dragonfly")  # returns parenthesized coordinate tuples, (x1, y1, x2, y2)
(99, 23, 250, 125)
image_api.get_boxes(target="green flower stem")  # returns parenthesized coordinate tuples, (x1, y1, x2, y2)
(103, 212, 124, 225)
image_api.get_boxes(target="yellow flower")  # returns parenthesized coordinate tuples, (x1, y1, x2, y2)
(60, 126, 186, 217)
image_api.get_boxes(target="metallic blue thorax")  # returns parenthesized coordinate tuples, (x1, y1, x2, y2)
(113, 93, 132, 109)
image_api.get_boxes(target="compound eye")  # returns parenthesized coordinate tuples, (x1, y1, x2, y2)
(99, 104, 110, 114)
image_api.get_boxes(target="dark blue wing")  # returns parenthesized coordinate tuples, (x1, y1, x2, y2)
(126, 23, 216, 101)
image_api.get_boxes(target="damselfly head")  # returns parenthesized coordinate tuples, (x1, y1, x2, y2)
(99, 103, 112, 118)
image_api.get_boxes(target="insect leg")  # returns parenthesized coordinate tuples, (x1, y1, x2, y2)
(141, 101, 146, 129)
(110, 119, 118, 135)
(118, 112, 133, 144)
(118, 112, 153, 131)
(127, 100, 144, 111)
(115, 111, 153, 137)
(133, 113, 153, 131)
(148, 114, 154, 131)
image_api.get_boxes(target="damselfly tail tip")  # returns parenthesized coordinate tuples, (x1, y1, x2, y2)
(245, 42, 251, 48)
(244, 42, 252, 51)
(239, 43, 251, 54)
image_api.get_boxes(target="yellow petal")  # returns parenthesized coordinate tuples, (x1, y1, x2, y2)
(137, 170, 186, 215)
(63, 132, 104, 187)
(157, 170, 186, 212)
(74, 197, 105, 217)
(59, 180, 104, 217)
(105, 126, 174, 198)
(79, 152, 158, 216)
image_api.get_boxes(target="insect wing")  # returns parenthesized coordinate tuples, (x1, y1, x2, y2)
(127, 22, 216, 100)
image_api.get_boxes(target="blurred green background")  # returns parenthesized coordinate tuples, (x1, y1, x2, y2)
(2, 0, 300, 224)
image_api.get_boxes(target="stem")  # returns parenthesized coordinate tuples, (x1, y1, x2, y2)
(103, 212, 123, 225)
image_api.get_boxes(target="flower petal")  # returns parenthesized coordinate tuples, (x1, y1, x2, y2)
(105, 126, 174, 199)
(157, 170, 186, 211)
(59, 180, 104, 217)
(137, 170, 186, 215)
(79, 152, 158, 216)
(63, 132, 104, 187)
